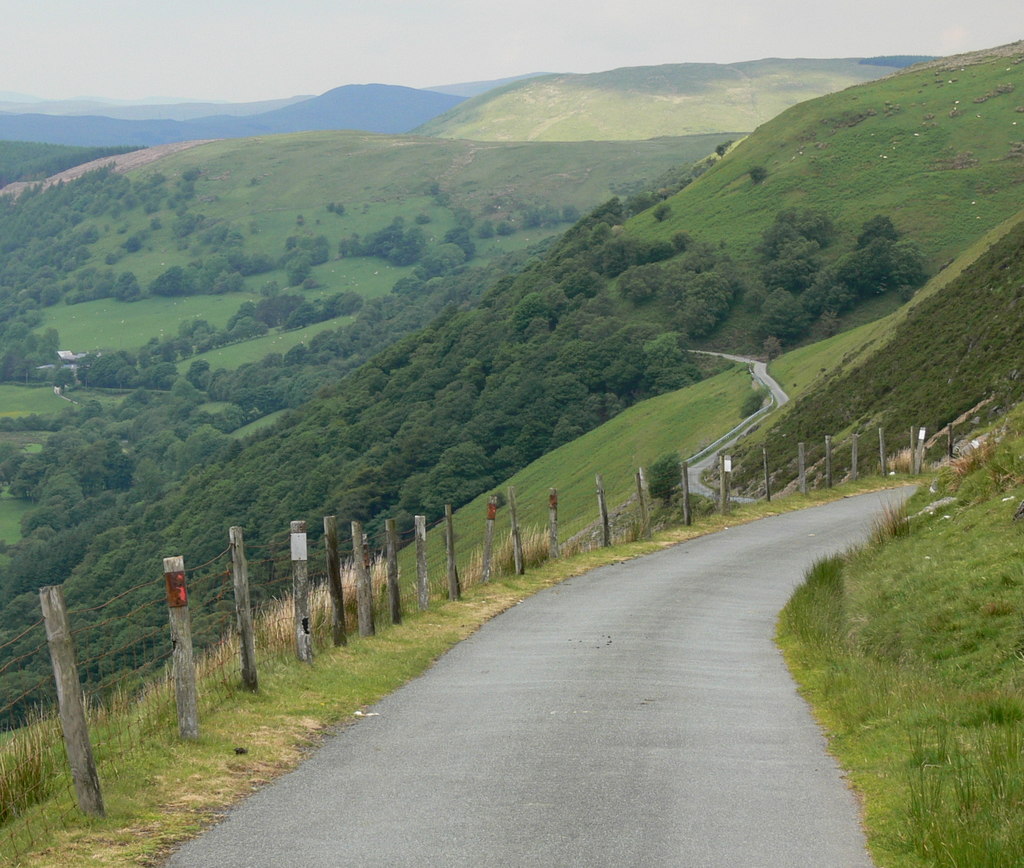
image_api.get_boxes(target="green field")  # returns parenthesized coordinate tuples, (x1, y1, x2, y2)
(0, 491, 30, 545)
(0, 384, 73, 418)
(175, 315, 354, 372)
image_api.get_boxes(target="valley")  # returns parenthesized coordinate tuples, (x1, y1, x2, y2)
(1, 39, 1024, 867)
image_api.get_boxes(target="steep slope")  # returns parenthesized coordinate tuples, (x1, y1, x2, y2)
(416, 58, 911, 141)
(732, 208, 1024, 491)
(631, 41, 1024, 266)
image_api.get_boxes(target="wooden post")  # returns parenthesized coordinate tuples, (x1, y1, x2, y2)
(482, 497, 497, 582)
(596, 474, 611, 546)
(914, 426, 926, 475)
(798, 442, 807, 494)
(681, 460, 692, 525)
(163, 556, 199, 739)
(385, 518, 401, 625)
(762, 446, 771, 502)
(39, 585, 105, 817)
(508, 486, 524, 575)
(322, 516, 347, 647)
(636, 469, 651, 539)
(719, 453, 730, 514)
(825, 435, 833, 488)
(351, 520, 375, 637)
(879, 427, 888, 476)
(444, 504, 461, 599)
(414, 515, 429, 610)
(851, 432, 859, 483)
(548, 489, 560, 559)
(290, 522, 313, 662)
(228, 527, 258, 691)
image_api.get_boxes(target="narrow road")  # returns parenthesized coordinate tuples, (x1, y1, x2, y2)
(167, 488, 908, 868)
(686, 352, 789, 498)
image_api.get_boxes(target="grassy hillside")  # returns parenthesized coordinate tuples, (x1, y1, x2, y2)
(730, 205, 1024, 492)
(16, 130, 718, 362)
(417, 58, 901, 142)
(631, 42, 1024, 268)
(779, 406, 1024, 865)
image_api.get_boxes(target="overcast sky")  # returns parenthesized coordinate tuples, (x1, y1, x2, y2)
(2, 0, 1021, 103)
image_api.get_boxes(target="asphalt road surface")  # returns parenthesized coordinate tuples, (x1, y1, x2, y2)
(166, 489, 910, 868)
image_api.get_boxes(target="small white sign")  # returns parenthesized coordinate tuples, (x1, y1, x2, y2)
(724, 457, 733, 473)
(291, 533, 308, 562)
(918, 428, 926, 441)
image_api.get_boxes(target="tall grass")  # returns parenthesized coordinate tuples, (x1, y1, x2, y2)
(779, 473, 1024, 867)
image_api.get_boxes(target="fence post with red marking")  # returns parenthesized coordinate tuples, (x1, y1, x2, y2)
(548, 488, 560, 559)
(164, 556, 199, 739)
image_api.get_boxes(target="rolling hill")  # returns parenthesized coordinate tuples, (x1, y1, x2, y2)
(415, 57, 923, 141)
(4, 129, 723, 365)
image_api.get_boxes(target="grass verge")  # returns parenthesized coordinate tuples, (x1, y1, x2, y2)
(778, 416, 1024, 867)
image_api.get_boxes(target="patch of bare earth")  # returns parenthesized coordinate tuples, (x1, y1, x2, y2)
(0, 140, 218, 198)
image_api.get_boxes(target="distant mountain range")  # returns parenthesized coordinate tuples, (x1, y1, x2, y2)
(0, 84, 467, 146)
(0, 58, 934, 148)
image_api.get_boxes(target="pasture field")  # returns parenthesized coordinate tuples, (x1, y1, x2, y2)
(0, 385, 72, 418)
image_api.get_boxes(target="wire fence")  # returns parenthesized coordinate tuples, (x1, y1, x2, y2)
(0, 422, 947, 861)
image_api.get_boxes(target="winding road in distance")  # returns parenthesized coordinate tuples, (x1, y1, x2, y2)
(686, 351, 790, 498)
(166, 487, 909, 868)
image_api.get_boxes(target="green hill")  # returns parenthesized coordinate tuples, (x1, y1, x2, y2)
(5, 130, 719, 369)
(416, 58, 907, 142)
(622, 40, 1024, 350)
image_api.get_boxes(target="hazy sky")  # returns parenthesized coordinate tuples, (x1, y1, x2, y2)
(2, 0, 1021, 103)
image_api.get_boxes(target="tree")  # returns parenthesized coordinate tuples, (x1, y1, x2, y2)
(760, 288, 810, 341)
(749, 165, 768, 183)
(648, 453, 682, 501)
(149, 265, 191, 297)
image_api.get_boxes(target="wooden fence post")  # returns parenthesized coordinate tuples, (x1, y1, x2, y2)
(596, 474, 611, 546)
(385, 518, 401, 625)
(163, 556, 199, 738)
(825, 435, 833, 488)
(548, 489, 560, 559)
(482, 497, 497, 582)
(636, 468, 651, 538)
(762, 446, 771, 502)
(39, 585, 105, 817)
(445, 504, 461, 599)
(798, 442, 807, 494)
(290, 522, 313, 663)
(322, 515, 347, 647)
(879, 427, 888, 476)
(228, 527, 259, 690)
(351, 520, 375, 637)
(681, 460, 692, 526)
(415, 515, 429, 610)
(508, 486, 524, 575)
(851, 432, 859, 483)
(914, 426, 926, 475)
(719, 453, 730, 514)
